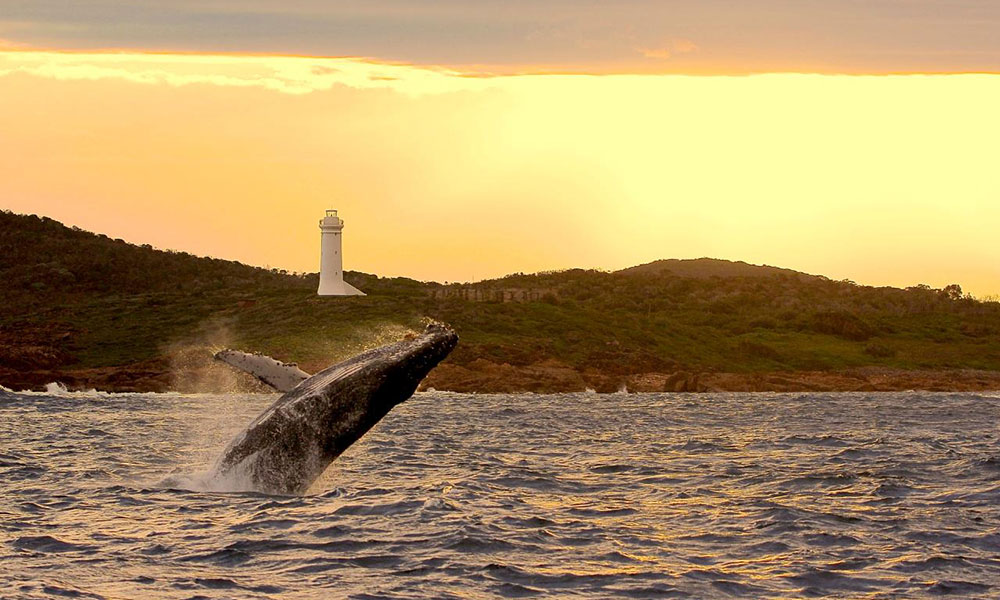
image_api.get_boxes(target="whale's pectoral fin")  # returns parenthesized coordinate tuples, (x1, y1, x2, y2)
(214, 349, 312, 393)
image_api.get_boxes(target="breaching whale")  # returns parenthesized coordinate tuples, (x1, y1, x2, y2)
(209, 323, 457, 495)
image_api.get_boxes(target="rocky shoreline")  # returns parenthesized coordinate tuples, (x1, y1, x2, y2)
(422, 360, 1000, 394)
(4, 358, 1000, 394)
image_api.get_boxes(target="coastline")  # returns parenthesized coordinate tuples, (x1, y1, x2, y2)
(423, 361, 1000, 394)
(4, 361, 1000, 394)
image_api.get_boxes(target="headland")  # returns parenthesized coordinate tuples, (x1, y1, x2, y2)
(4, 210, 1000, 394)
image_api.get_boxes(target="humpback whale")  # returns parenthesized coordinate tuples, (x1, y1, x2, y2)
(210, 323, 457, 495)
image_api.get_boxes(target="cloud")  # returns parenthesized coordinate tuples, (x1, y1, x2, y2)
(639, 47, 671, 60)
(0, 50, 497, 96)
(0, 38, 30, 49)
(6, 1, 997, 73)
(672, 39, 699, 54)
(637, 38, 699, 61)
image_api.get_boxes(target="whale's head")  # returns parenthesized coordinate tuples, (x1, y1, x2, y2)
(290, 321, 459, 415)
(369, 322, 458, 399)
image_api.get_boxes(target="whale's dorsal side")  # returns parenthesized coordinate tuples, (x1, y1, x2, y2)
(214, 349, 312, 392)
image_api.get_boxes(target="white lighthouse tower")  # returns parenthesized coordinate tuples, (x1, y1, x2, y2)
(317, 209, 365, 296)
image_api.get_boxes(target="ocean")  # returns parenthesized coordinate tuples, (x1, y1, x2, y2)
(2, 389, 998, 599)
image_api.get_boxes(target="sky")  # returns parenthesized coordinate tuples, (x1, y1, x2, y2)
(1, 2, 999, 295)
(4, 1, 1000, 73)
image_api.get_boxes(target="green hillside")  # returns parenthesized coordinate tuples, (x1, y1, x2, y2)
(617, 258, 818, 280)
(3, 209, 1000, 392)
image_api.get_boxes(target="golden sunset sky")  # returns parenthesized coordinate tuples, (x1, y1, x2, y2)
(2, 2, 999, 294)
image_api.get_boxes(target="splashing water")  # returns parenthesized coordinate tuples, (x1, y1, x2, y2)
(43, 381, 69, 395)
(310, 322, 420, 368)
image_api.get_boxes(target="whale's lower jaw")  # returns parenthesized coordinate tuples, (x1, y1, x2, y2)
(211, 323, 458, 495)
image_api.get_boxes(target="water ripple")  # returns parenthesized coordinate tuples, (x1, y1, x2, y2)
(1, 391, 999, 598)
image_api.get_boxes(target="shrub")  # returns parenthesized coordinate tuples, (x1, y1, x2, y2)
(736, 339, 781, 361)
(864, 342, 897, 358)
(811, 311, 876, 341)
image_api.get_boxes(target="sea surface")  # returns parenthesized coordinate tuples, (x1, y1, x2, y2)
(1, 389, 999, 599)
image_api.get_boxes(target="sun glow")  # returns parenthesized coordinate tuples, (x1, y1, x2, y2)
(2, 50, 999, 294)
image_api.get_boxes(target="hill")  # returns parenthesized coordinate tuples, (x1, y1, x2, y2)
(618, 258, 820, 280)
(3, 209, 1000, 393)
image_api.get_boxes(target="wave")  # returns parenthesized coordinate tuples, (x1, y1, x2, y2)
(2, 383, 277, 399)
(4, 391, 1000, 598)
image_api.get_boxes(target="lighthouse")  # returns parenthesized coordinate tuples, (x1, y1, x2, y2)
(317, 209, 365, 296)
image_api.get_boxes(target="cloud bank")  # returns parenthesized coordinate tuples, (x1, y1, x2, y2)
(2, 1, 1000, 73)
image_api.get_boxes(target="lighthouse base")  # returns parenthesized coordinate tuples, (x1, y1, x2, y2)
(317, 280, 366, 296)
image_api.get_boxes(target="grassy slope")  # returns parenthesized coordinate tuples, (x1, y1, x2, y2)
(3, 210, 1000, 381)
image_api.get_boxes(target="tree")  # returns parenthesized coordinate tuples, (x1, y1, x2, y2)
(942, 284, 964, 301)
